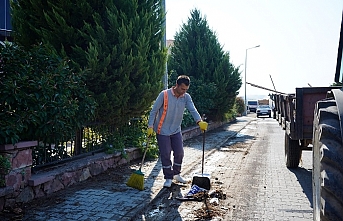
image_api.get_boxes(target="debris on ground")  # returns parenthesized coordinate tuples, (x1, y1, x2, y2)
(176, 184, 229, 220)
(194, 196, 222, 219)
(0, 206, 24, 221)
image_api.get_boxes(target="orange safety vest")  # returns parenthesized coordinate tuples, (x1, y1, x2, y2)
(157, 90, 168, 134)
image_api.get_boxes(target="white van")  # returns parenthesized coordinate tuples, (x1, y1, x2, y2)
(247, 100, 258, 112)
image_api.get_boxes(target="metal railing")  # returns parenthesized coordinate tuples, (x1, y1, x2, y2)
(31, 118, 145, 170)
(32, 127, 105, 169)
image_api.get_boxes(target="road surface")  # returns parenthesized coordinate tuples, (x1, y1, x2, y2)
(138, 115, 313, 220)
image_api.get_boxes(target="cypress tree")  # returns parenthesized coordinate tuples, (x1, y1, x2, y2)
(11, 0, 167, 126)
(168, 9, 241, 121)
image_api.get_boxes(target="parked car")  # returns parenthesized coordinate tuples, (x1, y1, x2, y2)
(256, 105, 272, 118)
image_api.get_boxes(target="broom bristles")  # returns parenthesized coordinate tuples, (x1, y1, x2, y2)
(126, 170, 144, 190)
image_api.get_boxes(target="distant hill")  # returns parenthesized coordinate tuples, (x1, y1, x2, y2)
(237, 94, 270, 101)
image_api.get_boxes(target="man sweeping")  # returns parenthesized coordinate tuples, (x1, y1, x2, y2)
(147, 75, 208, 188)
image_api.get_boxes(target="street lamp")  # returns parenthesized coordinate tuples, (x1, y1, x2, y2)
(244, 45, 260, 116)
(162, 0, 168, 89)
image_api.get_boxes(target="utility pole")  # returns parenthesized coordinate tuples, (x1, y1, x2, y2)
(244, 45, 260, 116)
(269, 74, 276, 91)
(162, 0, 168, 89)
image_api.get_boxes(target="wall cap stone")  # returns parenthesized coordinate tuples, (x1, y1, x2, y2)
(0, 141, 38, 151)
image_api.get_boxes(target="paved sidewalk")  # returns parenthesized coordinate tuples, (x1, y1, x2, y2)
(13, 117, 251, 221)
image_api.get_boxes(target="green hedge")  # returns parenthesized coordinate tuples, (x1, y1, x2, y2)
(0, 42, 96, 145)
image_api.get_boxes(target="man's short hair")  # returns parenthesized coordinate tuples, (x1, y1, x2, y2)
(176, 75, 190, 86)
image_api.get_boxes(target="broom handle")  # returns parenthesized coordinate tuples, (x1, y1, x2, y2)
(201, 114, 206, 175)
(202, 130, 205, 174)
(139, 136, 149, 170)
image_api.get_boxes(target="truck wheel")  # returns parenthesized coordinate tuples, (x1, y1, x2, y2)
(284, 133, 301, 168)
(313, 99, 343, 221)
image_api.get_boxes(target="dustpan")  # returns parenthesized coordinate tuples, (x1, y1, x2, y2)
(192, 130, 211, 190)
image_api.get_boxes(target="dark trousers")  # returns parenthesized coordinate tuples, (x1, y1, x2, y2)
(156, 132, 184, 179)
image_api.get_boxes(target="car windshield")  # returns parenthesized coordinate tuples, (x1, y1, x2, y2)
(259, 105, 270, 108)
(248, 101, 258, 105)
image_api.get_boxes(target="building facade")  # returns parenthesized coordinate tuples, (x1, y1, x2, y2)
(0, 0, 12, 41)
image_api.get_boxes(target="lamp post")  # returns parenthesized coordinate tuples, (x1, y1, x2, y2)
(244, 45, 260, 116)
(162, 0, 168, 89)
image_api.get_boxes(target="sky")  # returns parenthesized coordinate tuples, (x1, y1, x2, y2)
(165, 0, 343, 100)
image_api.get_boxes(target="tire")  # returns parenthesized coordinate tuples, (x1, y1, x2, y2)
(313, 99, 343, 221)
(284, 133, 301, 168)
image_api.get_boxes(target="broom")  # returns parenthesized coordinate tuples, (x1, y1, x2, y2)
(126, 137, 149, 190)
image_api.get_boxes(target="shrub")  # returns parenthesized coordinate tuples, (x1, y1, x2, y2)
(0, 155, 11, 187)
(0, 42, 96, 145)
(235, 97, 245, 116)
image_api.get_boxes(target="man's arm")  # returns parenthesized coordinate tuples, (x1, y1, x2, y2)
(148, 91, 165, 128)
(185, 94, 202, 123)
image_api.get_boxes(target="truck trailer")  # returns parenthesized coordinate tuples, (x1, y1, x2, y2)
(272, 12, 343, 221)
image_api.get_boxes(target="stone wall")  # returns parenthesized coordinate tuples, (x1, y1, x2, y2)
(0, 141, 36, 210)
(0, 121, 227, 211)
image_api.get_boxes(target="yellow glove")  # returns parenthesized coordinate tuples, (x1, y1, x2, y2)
(147, 127, 154, 137)
(198, 121, 208, 132)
